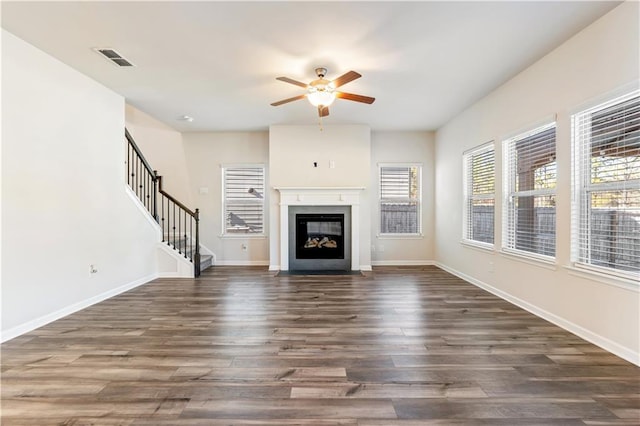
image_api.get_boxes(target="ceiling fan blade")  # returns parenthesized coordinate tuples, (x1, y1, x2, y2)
(276, 76, 308, 88)
(336, 91, 375, 104)
(270, 94, 307, 106)
(318, 105, 329, 117)
(332, 71, 361, 88)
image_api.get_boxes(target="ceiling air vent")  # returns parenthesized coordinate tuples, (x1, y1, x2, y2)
(93, 48, 134, 67)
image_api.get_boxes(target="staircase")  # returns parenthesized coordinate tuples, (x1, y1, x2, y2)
(125, 129, 211, 277)
(166, 234, 213, 272)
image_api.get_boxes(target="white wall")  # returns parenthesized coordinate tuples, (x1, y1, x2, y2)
(1, 30, 159, 340)
(434, 2, 639, 364)
(125, 104, 192, 206)
(268, 125, 372, 270)
(180, 126, 438, 268)
(269, 125, 371, 188)
(371, 131, 435, 265)
(182, 131, 270, 265)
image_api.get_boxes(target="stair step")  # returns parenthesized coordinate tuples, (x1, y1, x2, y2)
(200, 254, 213, 272)
(164, 242, 212, 269)
(163, 240, 213, 272)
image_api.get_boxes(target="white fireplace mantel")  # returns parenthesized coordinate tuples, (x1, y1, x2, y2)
(275, 187, 364, 271)
(275, 187, 365, 206)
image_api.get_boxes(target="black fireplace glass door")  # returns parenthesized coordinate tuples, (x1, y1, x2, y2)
(296, 214, 345, 260)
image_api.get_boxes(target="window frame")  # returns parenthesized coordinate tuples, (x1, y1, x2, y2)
(571, 89, 640, 281)
(502, 122, 557, 262)
(462, 142, 496, 249)
(221, 163, 266, 238)
(378, 163, 423, 237)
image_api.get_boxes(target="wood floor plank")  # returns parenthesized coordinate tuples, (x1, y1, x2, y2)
(181, 398, 397, 419)
(392, 398, 616, 419)
(1, 265, 638, 424)
(290, 382, 487, 399)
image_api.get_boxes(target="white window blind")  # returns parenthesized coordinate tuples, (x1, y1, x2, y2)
(379, 165, 421, 234)
(223, 166, 265, 234)
(572, 90, 640, 277)
(463, 143, 495, 245)
(503, 123, 557, 258)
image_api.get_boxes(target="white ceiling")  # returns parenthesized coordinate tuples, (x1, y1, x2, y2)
(1, 1, 620, 132)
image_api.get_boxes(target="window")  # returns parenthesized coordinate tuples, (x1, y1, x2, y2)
(379, 164, 421, 235)
(503, 123, 557, 258)
(463, 143, 495, 245)
(222, 165, 265, 235)
(572, 90, 640, 277)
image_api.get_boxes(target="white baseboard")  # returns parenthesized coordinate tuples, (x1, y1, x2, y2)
(435, 262, 639, 367)
(372, 260, 436, 266)
(1, 273, 157, 343)
(215, 260, 270, 266)
(267, 264, 372, 272)
(156, 272, 192, 278)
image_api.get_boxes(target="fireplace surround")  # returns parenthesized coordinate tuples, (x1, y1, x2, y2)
(275, 187, 364, 271)
(289, 206, 350, 271)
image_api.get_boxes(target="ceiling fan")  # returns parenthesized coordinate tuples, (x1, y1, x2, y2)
(271, 67, 375, 118)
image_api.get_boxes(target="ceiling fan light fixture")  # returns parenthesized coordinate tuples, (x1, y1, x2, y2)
(307, 80, 336, 107)
(307, 90, 336, 107)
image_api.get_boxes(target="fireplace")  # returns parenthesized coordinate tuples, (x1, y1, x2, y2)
(274, 187, 364, 271)
(288, 205, 351, 271)
(296, 213, 345, 260)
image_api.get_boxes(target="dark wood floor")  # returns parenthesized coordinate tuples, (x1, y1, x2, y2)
(1, 266, 638, 425)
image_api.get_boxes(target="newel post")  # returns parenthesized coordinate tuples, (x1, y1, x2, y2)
(152, 170, 158, 221)
(195, 208, 201, 278)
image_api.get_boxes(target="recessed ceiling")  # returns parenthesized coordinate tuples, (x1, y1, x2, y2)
(1, 1, 620, 132)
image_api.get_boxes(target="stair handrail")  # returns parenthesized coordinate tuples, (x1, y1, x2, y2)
(157, 175, 195, 216)
(125, 129, 158, 220)
(125, 129, 154, 176)
(125, 128, 201, 277)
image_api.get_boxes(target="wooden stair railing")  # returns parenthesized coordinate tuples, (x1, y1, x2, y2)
(125, 129, 201, 277)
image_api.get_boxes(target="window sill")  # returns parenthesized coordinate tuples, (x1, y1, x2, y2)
(460, 239, 495, 252)
(499, 249, 557, 271)
(564, 264, 639, 292)
(220, 234, 267, 239)
(377, 233, 424, 240)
